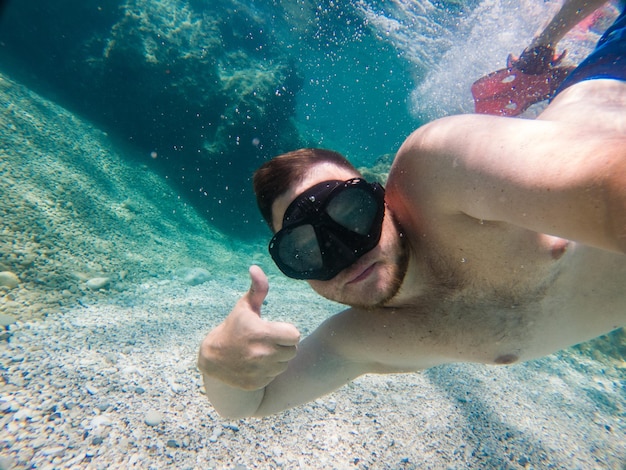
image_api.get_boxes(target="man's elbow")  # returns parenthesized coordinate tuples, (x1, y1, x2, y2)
(211, 406, 254, 420)
(208, 396, 268, 419)
(210, 403, 277, 419)
(200, 374, 267, 419)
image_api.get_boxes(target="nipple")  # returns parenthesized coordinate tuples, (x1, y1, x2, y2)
(550, 238, 569, 260)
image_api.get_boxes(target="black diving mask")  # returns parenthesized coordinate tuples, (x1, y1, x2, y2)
(269, 178, 385, 280)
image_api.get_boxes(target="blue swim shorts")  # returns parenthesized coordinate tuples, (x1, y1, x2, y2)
(555, 3, 626, 94)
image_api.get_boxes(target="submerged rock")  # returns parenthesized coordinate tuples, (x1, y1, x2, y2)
(0, 271, 19, 289)
(0, 0, 303, 237)
(144, 410, 164, 427)
(182, 268, 211, 286)
(85, 277, 111, 290)
(0, 313, 17, 328)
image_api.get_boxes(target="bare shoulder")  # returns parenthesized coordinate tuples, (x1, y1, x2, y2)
(386, 113, 549, 220)
(395, 81, 626, 171)
(390, 81, 626, 191)
(387, 104, 626, 252)
(393, 113, 612, 174)
(395, 80, 626, 166)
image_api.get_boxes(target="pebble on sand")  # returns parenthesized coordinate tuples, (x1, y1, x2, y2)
(144, 410, 164, 426)
(0, 313, 16, 328)
(0, 271, 19, 289)
(182, 268, 211, 286)
(86, 277, 110, 290)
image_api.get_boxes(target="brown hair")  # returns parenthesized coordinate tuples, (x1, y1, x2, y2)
(253, 148, 359, 230)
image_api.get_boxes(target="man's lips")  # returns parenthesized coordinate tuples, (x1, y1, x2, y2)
(346, 262, 376, 284)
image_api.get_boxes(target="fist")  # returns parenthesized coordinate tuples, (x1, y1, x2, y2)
(198, 265, 301, 390)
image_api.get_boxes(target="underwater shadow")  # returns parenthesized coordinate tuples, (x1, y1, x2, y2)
(422, 364, 559, 468)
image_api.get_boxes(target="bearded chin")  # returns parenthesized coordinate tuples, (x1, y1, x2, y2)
(372, 229, 409, 308)
(348, 215, 409, 310)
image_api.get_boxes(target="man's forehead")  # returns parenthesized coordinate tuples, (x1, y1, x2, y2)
(294, 163, 358, 195)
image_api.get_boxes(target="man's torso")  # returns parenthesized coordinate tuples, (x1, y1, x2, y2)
(343, 79, 626, 371)
(401, 218, 625, 365)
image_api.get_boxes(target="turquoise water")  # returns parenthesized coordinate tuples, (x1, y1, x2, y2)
(0, 1, 625, 468)
(1, 0, 603, 238)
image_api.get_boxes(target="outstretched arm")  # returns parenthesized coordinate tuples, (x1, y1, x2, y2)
(393, 114, 626, 254)
(198, 267, 395, 418)
(254, 306, 452, 416)
(199, 267, 446, 418)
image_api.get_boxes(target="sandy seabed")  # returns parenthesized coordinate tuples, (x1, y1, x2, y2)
(1, 275, 625, 470)
(0, 70, 625, 469)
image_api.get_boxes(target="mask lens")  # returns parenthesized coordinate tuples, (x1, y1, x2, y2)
(274, 224, 323, 273)
(326, 187, 378, 235)
(269, 178, 385, 280)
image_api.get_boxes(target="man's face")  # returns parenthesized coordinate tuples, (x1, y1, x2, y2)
(271, 163, 408, 309)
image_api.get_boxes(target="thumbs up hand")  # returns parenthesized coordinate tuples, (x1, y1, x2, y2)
(198, 265, 301, 391)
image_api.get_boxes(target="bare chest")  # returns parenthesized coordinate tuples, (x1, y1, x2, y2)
(389, 221, 626, 367)
(415, 245, 626, 365)
(420, 218, 569, 299)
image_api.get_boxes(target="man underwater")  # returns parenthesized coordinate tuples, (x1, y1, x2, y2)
(198, 0, 626, 418)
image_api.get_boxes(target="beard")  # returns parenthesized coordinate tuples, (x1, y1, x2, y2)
(309, 211, 411, 310)
(370, 228, 410, 308)
(347, 217, 410, 310)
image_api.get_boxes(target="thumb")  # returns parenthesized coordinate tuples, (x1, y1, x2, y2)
(245, 265, 269, 315)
